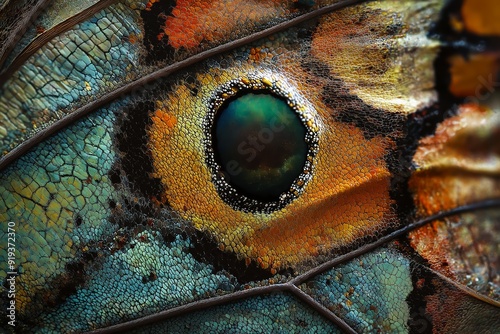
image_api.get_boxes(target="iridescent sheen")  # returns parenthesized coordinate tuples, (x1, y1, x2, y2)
(214, 92, 307, 200)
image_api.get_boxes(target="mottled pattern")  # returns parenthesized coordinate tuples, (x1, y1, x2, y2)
(300, 248, 413, 333)
(0, 106, 120, 319)
(0, 2, 143, 154)
(36, 232, 239, 332)
(1, 0, 101, 70)
(0, 0, 499, 333)
(409, 106, 500, 301)
(0, 0, 336, 157)
(128, 293, 341, 334)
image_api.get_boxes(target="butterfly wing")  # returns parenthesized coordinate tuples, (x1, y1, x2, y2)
(1, 0, 499, 333)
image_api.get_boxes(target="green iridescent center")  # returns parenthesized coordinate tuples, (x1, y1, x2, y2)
(214, 93, 307, 200)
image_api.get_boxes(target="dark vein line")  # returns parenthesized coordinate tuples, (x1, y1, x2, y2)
(86, 284, 290, 334)
(0, 0, 120, 86)
(0, 0, 11, 11)
(85, 283, 359, 334)
(288, 285, 358, 334)
(0, 0, 52, 70)
(291, 198, 500, 285)
(412, 259, 500, 308)
(0, 0, 367, 171)
(87, 199, 500, 333)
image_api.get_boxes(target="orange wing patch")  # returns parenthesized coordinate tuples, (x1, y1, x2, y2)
(410, 104, 500, 216)
(161, 0, 295, 49)
(461, 0, 500, 36)
(448, 52, 500, 98)
(409, 104, 500, 296)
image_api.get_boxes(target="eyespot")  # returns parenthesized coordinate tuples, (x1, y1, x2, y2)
(203, 75, 319, 212)
(147, 65, 394, 271)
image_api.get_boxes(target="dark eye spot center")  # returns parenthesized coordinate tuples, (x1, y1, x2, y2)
(214, 93, 307, 200)
(204, 75, 319, 213)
